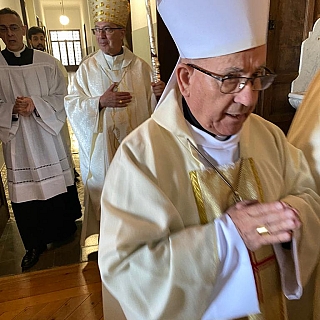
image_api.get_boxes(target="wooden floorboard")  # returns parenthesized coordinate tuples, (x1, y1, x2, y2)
(0, 261, 103, 320)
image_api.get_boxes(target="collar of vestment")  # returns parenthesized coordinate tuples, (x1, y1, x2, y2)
(189, 121, 241, 167)
(98, 46, 134, 70)
(103, 48, 124, 70)
(1, 46, 34, 65)
(95, 46, 135, 86)
(8, 44, 26, 57)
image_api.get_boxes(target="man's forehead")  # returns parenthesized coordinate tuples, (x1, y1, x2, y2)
(199, 46, 266, 68)
(95, 21, 118, 27)
(32, 33, 45, 38)
(0, 14, 23, 25)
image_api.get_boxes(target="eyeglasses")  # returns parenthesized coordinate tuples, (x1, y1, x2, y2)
(91, 27, 123, 35)
(0, 24, 22, 34)
(187, 63, 277, 94)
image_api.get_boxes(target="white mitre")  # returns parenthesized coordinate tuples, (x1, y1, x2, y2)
(157, 0, 270, 59)
(155, 0, 270, 107)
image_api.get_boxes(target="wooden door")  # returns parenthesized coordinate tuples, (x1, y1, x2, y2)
(157, 12, 178, 84)
(256, 0, 313, 134)
(0, 173, 9, 238)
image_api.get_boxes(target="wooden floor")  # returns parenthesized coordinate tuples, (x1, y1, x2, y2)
(0, 261, 104, 319)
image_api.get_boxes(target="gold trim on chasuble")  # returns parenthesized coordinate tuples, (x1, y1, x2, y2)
(189, 158, 287, 320)
(101, 64, 135, 151)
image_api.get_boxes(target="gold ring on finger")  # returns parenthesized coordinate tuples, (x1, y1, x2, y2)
(119, 100, 123, 104)
(256, 226, 270, 235)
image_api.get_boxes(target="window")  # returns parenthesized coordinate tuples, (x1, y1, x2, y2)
(49, 30, 82, 71)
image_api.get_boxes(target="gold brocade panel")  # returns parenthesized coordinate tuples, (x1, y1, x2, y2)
(189, 158, 263, 223)
(189, 158, 287, 320)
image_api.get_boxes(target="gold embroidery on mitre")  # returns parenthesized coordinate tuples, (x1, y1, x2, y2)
(89, 0, 130, 27)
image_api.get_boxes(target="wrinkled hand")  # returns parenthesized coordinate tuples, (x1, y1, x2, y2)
(13, 96, 35, 117)
(152, 80, 165, 98)
(227, 200, 301, 252)
(99, 83, 132, 109)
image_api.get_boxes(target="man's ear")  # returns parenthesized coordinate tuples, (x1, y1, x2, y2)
(119, 29, 126, 40)
(176, 63, 193, 97)
(22, 25, 27, 37)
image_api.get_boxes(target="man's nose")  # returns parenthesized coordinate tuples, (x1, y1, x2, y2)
(233, 81, 258, 107)
(7, 28, 15, 36)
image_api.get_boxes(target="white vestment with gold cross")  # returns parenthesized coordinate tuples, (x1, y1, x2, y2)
(65, 46, 157, 245)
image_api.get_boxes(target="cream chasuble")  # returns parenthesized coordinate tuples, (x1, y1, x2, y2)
(287, 70, 320, 320)
(287, 69, 320, 193)
(99, 86, 320, 320)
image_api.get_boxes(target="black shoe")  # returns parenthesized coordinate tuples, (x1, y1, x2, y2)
(74, 168, 80, 183)
(21, 245, 47, 271)
(74, 169, 80, 178)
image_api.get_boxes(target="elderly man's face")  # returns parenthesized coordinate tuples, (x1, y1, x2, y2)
(0, 14, 26, 52)
(29, 33, 45, 51)
(94, 21, 125, 56)
(178, 45, 267, 136)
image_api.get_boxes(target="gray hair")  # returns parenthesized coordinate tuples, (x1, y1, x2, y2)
(0, 7, 23, 25)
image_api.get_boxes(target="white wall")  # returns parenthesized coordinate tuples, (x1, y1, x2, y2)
(44, 7, 80, 30)
(42, 1, 94, 58)
(0, 0, 21, 14)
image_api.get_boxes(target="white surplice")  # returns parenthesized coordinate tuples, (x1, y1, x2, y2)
(0, 50, 74, 203)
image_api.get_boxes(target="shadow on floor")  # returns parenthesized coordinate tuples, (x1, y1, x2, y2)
(0, 218, 98, 277)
